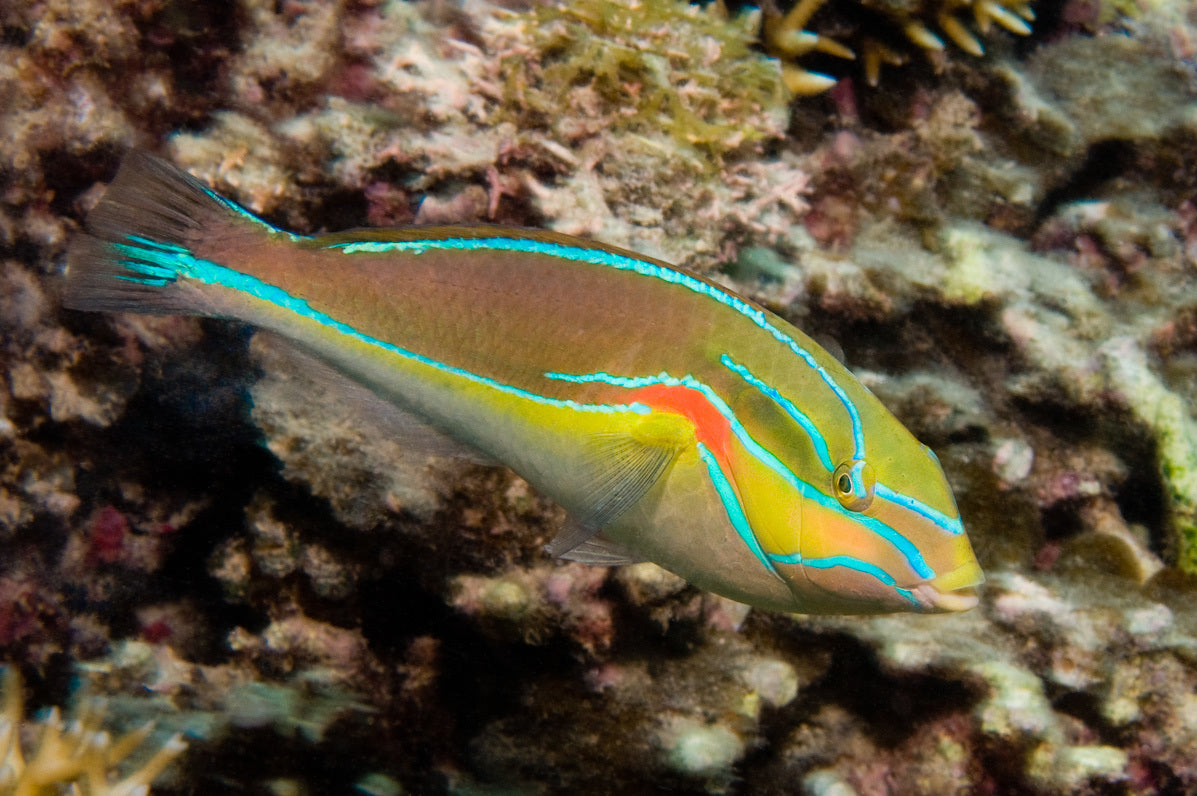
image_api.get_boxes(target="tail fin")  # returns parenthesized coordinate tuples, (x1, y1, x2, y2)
(64, 152, 273, 315)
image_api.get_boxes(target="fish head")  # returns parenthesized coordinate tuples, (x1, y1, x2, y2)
(725, 360, 984, 615)
(772, 423, 983, 614)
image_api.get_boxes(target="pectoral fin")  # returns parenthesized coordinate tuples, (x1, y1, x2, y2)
(546, 413, 694, 561)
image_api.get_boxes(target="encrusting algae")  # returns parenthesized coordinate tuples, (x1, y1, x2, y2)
(496, 0, 789, 166)
(0, 670, 185, 796)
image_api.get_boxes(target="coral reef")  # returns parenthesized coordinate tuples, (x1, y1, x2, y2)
(156, 0, 808, 270)
(1, 0, 1197, 793)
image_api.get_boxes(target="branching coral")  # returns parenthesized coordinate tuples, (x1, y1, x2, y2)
(0, 669, 185, 796)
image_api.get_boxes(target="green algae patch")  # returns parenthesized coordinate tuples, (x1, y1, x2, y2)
(1101, 338, 1197, 574)
(496, 0, 788, 169)
(939, 225, 1014, 305)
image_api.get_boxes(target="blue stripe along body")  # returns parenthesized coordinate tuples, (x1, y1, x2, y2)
(64, 153, 984, 614)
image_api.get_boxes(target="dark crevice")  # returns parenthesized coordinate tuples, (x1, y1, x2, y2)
(775, 628, 978, 748)
(1040, 502, 1086, 541)
(42, 148, 124, 218)
(310, 189, 372, 234)
(1035, 139, 1136, 224)
(1112, 435, 1169, 554)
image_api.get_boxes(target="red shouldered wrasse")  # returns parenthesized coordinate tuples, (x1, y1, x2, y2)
(63, 152, 983, 615)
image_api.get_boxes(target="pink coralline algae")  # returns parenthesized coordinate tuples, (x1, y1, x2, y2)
(86, 504, 128, 565)
(0, 576, 62, 653)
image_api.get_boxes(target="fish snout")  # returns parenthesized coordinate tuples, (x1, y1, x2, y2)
(910, 556, 985, 613)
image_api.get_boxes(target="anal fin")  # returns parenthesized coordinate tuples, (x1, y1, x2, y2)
(558, 535, 642, 566)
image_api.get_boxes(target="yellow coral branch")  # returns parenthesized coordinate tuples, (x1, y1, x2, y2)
(0, 669, 186, 796)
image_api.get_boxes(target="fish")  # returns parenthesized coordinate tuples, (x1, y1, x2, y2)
(63, 152, 984, 614)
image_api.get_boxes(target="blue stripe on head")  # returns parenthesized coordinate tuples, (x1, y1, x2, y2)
(544, 369, 934, 580)
(874, 484, 964, 536)
(720, 354, 835, 472)
(769, 552, 895, 584)
(767, 551, 920, 607)
(721, 354, 961, 538)
(697, 442, 780, 579)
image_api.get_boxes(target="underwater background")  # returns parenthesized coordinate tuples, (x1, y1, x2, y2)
(2, 0, 1197, 793)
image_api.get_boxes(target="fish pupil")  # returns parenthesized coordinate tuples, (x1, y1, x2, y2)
(837, 473, 852, 494)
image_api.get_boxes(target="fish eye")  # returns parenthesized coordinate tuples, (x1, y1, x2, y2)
(832, 459, 874, 511)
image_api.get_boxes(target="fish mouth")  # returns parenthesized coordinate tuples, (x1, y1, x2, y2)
(912, 584, 979, 612)
(911, 558, 985, 612)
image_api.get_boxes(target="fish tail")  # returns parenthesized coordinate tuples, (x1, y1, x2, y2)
(64, 151, 275, 315)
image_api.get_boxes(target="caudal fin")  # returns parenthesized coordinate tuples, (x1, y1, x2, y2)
(64, 152, 274, 315)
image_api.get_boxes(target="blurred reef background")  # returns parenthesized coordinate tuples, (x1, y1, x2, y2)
(2, 0, 1197, 793)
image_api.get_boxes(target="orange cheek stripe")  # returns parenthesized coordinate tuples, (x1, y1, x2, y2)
(629, 383, 732, 457)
